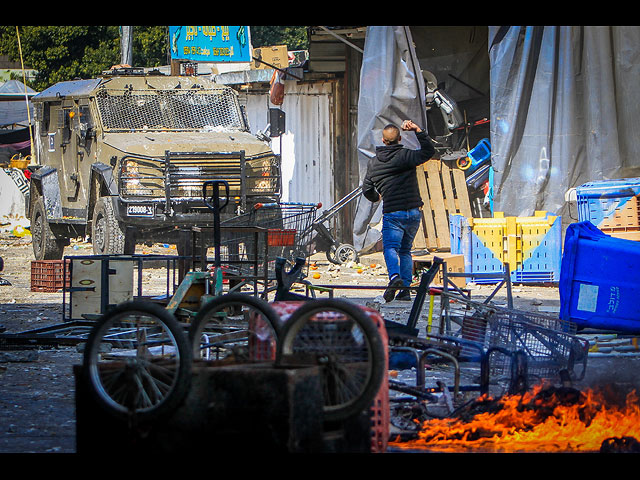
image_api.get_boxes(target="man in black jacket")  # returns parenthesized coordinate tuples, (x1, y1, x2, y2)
(362, 120, 435, 302)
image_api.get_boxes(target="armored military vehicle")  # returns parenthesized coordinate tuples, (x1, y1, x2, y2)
(27, 68, 281, 260)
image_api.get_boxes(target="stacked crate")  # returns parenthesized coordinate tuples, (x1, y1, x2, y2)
(449, 211, 562, 284)
(576, 178, 640, 241)
(30, 259, 70, 292)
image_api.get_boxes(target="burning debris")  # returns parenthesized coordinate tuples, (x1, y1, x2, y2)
(390, 382, 640, 453)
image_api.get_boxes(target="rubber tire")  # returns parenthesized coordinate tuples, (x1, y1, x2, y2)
(92, 196, 131, 255)
(189, 293, 281, 359)
(82, 301, 192, 422)
(31, 196, 64, 260)
(334, 243, 358, 264)
(276, 298, 385, 422)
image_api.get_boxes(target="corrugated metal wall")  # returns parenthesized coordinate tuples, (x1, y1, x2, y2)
(240, 81, 335, 210)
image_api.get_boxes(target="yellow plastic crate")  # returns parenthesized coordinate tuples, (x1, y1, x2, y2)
(450, 211, 562, 283)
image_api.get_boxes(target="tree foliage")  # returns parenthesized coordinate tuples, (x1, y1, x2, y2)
(249, 26, 309, 50)
(0, 26, 307, 91)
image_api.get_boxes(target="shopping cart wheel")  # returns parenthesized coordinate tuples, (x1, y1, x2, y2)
(189, 293, 281, 362)
(275, 298, 385, 422)
(82, 301, 192, 422)
(327, 243, 359, 265)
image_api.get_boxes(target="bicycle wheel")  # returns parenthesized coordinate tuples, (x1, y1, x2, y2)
(189, 293, 281, 362)
(82, 301, 192, 422)
(276, 298, 385, 422)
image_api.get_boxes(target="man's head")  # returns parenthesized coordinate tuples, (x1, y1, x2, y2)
(382, 124, 401, 145)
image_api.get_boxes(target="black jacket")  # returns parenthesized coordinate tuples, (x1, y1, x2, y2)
(362, 130, 435, 213)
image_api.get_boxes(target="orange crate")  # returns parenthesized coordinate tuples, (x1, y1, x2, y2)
(30, 260, 70, 292)
(267, 229, 296, 246)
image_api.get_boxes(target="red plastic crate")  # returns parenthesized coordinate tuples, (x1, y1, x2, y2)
(266, 301, 389, 453)
(267, 228, 296, 246)
(30, 259, 70, 292)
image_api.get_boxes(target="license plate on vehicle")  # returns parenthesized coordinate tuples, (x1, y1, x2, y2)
(127, 204, 154, 217)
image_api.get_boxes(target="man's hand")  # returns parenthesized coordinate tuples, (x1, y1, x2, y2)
(401, 120, 422, 133)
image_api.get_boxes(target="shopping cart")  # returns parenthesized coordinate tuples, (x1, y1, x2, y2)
(308, 186, 362, 264)
(224, 200, 318, 254)
(435, 290, 589, 390)
(210, 201, 320, 281)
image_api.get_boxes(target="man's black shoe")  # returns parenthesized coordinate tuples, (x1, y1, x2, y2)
(383, 275, 404, 303)
(395, 289, 411, 301)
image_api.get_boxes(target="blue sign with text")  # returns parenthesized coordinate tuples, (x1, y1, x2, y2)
(169, 26, 251, 62)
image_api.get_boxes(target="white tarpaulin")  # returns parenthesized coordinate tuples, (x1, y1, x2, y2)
(0, 168, 27, 218)
(353, 26, 428, 252)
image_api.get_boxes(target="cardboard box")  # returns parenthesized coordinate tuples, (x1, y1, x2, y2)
(413, 253, 466, 288)
(252, 45, 288, 70)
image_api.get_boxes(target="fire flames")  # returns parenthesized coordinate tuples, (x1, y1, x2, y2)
(390, 384, 640, 453)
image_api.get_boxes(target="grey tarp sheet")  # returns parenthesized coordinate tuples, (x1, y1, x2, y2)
(353, 26, 428, 252)
(489, 26, 640, 222)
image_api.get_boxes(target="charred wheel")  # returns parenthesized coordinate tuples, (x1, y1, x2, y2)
(189, 293, 280, 362)
(276, 298, 385, 422)
(82, 301, 192, 422)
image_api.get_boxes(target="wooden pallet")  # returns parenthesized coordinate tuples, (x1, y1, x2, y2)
(413, 159, 472, 251)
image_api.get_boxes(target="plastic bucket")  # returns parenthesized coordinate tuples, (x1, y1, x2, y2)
(559, 221, 640, 333)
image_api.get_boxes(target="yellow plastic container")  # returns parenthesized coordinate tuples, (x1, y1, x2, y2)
(450, 211, 562, 283)
(9, 154, 30, 170)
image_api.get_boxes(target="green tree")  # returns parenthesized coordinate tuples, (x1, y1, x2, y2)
(250, 26, 309, 50)
(0, 26, 119, 91)
(0, 26, 307, 91)
(0, 26, 170, 91)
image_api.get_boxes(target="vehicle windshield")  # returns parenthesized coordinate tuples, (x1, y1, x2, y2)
(95, 87, 246, 132)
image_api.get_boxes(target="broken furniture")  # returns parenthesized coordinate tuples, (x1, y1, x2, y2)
(75, 360, 329, 453)
(78, 293, 388, 453)
(270, 299, 389, 452)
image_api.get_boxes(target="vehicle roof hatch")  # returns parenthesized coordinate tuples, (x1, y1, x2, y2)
(32, 78, 102, 102)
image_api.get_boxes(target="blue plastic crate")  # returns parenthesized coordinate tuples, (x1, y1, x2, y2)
(560, 221, 640, 333)
(576, 178, 640, 232)
(468, 138, 491, 164)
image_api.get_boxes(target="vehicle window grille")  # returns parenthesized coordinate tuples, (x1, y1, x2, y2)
(95, 88, 245, 132)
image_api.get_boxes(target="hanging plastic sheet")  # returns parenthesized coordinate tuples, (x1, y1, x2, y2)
(353, 26, 428, 252)
(0, 80, 36, 127)
(489, 26, 640, 222)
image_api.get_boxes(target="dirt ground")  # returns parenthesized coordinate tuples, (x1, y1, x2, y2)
(0, 232, 603, 454)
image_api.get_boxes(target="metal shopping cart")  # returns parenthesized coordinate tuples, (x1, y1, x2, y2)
(220, 201, 320, 264)
(308, 186, 363, 265)
(434, 290, 589, 395)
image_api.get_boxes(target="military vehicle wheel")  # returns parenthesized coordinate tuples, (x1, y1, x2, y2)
(31, 196, 64, 260)
(92, 196, 130, 255)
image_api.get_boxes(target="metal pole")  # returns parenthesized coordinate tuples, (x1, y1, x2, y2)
(120, 26, 133, 66)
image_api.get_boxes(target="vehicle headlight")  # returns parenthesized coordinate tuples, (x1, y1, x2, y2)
(120, 158, 164, 197)
(246, 156, 280, 194)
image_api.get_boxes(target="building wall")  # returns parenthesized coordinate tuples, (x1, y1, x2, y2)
(239, 79, 337, 212)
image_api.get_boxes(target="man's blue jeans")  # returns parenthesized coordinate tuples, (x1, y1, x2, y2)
(382, 208, 422, 287)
